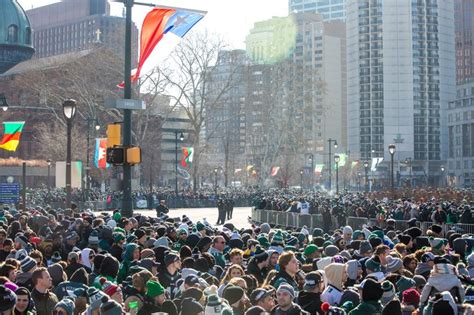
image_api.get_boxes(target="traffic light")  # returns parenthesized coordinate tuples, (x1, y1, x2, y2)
(107, 124, 121, 148)
(127, 147, 142, 165)
(106, 147, 125, 165)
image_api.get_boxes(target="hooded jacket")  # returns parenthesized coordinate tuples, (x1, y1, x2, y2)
(321, 264, 346, 306)
(345, 260, 359, 286)
(419, 263, 465, 305)
(118, 243, 139, 283)
(81, 248, 94, 270)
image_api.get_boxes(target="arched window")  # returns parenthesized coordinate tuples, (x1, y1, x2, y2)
(25, 27, 31, 45)
(7, 24, 18, 43)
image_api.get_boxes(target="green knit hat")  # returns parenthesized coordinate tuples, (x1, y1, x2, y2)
(113, 212, 122, 221)
(396, 276, 416, 298)
(365, 257, 381, 272)
(304, 244, 320, 256)
(352, 230, 363, 240)
(114, 227, 126, 235)
(272, 230, 284, 246)
(113, 233, 125, 244)
(258, 235, 270, 249)
(196, 221, 205, 231)
(146, 280, 165, 297)
(312, 228, 324, 238)
(370, 230, 384, 240)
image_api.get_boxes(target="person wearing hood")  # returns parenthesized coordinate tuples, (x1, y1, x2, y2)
(419, 257, 465, 309)
(14, 287, 36, 315)
(415, 252, 436, 280)
(452, 238, 468, 260)
(345, 260, 361, 287)
(117, 243, 139, 283)
(53, 267, 89, 299)
(93, 255, 119, 289)
(348, 278, 384, 315)
(321, 263, 347, 306)
(81, 248, 95, 271)
(297, 271, 324, 315)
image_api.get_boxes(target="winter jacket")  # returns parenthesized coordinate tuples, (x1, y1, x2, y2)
(118, 243, 139, 283)
(16, 272, 34, 291)
(31, 289, 59, 315)
(209, 246, 226, 268)
(419, 263, 465, 305)
(297, 291, 323, 315)
(348, 300, 383, 315)
(247, 257, 267, 284)
(321, 284, 343, 306)
(270, 270, 299, 291)
(271, 303, 310, 315)
(53, 281, 88, 299)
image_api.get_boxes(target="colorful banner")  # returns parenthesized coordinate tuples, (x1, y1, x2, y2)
(181, 147, 194, 167)
(371, 157, 384, 172)
(333, 153, 347, 169)
(94, 138, 110, 169)
(315, 164, 325, 174)
(0, 121, 25, 152)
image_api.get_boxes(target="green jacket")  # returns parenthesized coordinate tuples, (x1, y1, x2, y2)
(349, 300, 383, 315)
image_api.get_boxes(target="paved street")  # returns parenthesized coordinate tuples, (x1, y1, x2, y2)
(129, 206, 252, 228)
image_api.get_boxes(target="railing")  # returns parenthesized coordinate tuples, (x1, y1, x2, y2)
(251, 209, 474, 235)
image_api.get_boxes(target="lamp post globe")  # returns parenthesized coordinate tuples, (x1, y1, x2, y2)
(62, 99, 77, 120)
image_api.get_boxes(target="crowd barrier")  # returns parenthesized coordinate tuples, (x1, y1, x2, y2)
(251, 209, 474, 235)
(47, 198, 251, 211)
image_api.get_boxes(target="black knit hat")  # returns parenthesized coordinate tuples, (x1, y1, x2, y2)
(360, 278, 383, 302)
(224, 285, 245, 305)
(398, 234, 412, 246)
(164, 252, 180, 267)
(430, 224, 443, 235)
(0, 287, 16, 312)
(133, 229, 146, 240)
(180, 297, 203, 315)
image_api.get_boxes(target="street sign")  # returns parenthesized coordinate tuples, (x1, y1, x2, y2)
(105, 99, 146, 110)
(0, 183, 20, 204)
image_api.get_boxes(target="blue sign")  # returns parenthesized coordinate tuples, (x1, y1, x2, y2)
(0, 183, 20, 204)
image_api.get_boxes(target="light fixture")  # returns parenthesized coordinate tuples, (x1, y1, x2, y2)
(95, 120, 100, 130)
(334, 140, 338, 148)
(179, 132, 184, 142)
(388, 144, 396, 155)
(334, 155, 340, 163)
(214, 168, 218, 173)
(363, 161, 369, 168)
(62, 99, 77, 120)
(441, 165, 445, 172)
(47, 159, 51, 166)
(300, 170, 303, 174)
(0, 94, 8, 112)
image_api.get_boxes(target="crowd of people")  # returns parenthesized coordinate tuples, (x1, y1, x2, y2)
(1, 189, 474, 314)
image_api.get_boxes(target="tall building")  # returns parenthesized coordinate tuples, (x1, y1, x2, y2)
(346, 0, 455, 185)
(288, 0, 346, 21)
(447, 82, 474, 187)
(26, 0, 138, 62)
(246, 12, 346, 160)
(455, 0, 474, 84)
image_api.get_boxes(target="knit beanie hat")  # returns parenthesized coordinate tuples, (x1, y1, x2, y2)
(357, 240, 373, 256)
(196, 221, 205, 231)
(113, 233, 125, 244)
(321, 302, 347, 315)
(100, 296, 123, 315)
(276, 283, 295, 299)
(313, 228, 324, 238)
(164, 252, 180, 267)
(272, 230, 284, 246)
(134, 229, 146, 240)
(146, 280, 165, 298)
(343, 226, 353, 235)
(154, 236, 170, 248)
(324, 245, 339, 257)
(352, 230, 363, 241)
(15, 234, 29, 248)
(381, 280, 396, 305)
(365, 257, 381, 273)
(257, 235, 270, 248)
(429, 237, 447, 250)
(413, 275, 426, 289)
(396, 276, 416, 298)
(205, 294, 232, 315)
(140, 248, 155, 260)
(87, 287, 107, 310)
(99, 278, 120, 297)
(51, 251, 62, 263)
(181, 297, 204, 315)
(260, 223, 270, 234)
(55, 298, 75, 315)
(402, 288, 420, 306)
(88, 229, 99, 245)
(360, 278, 383, 301)
(386, 256, 403, 273)
(20, 256, 37, 273)
(0, 287, 16, 312)
(224, 285, 245, 305)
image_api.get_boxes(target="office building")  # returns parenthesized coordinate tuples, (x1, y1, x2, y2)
(289, 0, 346, 21)
(346, 0, 455, 185)
(455, 0, 474, 84)
(26, 0, 138, 62)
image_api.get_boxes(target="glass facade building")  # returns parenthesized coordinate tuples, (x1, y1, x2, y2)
(289, 0, 346, 21)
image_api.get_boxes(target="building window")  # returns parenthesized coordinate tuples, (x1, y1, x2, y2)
(7, 24, 18, 42)
(25, 27, 31, 45)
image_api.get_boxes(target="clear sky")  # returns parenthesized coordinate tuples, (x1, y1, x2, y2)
(17, 0, 289, 49)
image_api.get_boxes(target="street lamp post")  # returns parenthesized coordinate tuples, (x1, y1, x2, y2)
(175, 131, 184, 197)
(327, 139, 338, 191)
(440, 165, 446, 187)
(334, 155, 340, 194)
(47, 159, 51, 196)
(300, 169, 304, 190)
(363, 161, 369, 192)
(308, 154, 314, 189)
(388, 144, 396, 191)
(85, 118, 100, 202)
(63, 99, 77, 208)
(214, 168, 218, 194)
(357, 172, 362, 191)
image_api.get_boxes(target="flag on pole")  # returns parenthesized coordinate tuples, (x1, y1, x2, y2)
(271, 166, 280, 176)
(181, 147, 194, 167)
(119, 8, 206, 88)
(371, 157, 383, 172)
(94, 138, 110, 169)
(315, 164, 324, 174)
(0, 121, 25, 152)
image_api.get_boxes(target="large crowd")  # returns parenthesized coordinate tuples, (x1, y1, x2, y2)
(1, 189, 474, 314)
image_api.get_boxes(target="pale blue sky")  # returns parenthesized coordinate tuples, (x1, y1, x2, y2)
(17, 0, 289, 48)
